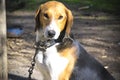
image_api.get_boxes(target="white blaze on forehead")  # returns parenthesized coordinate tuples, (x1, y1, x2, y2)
(44, 19, 61, 39)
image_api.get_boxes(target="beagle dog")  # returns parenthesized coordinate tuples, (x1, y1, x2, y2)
(35, 1, 115, 80)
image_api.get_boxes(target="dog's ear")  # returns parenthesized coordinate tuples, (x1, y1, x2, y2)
(35, 5, 43, 32)
(65, 8, 73, 37)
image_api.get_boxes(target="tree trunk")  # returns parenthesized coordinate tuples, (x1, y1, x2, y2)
(0, 0, 8, 80)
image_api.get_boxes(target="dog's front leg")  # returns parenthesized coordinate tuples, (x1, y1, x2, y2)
(35, 51, 51, 80)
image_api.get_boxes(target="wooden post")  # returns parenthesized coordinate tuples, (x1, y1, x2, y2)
(0, 0, 8, 80)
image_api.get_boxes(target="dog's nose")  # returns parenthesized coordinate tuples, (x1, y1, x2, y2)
(48, 30, 56, 38)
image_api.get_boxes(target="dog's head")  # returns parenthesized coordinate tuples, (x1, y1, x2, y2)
(35, 1, 73, 42)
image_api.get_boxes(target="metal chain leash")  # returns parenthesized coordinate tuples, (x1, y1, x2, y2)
(28, 40, 56, 80)
(28, 60, 35, 80)
(28, 41, 47, 80)
(28, 38, 73, 79)
(28, 46, 38, 80)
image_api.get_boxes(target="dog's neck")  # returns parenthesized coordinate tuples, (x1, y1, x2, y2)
(35, 36, 73, 52)
(35, 39, 56, 51)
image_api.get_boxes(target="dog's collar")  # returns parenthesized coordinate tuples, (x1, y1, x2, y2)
(35, 39, 57, 51)
(35, 36, 74, 51)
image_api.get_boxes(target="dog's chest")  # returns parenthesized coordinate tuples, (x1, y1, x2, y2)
(36, 43, 69, 80)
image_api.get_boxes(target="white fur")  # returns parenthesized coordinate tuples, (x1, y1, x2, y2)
(36, 51, 51, 80)
(44, 19, 61, 39)
(36, 30, 46, 42)
(35, 43, 69, 80)
(36, 30, 40, 42)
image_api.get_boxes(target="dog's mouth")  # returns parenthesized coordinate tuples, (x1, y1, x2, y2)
(43, 39, 56, 47)
(38, 30, 58, 48)
(37, 28, 63, 48)
(36, 39, 56, 49)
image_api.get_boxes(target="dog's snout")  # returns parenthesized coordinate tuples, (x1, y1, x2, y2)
(48, 30, 56, 38)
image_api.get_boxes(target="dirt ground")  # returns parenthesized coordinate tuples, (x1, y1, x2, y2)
(7, 10, 120, 80)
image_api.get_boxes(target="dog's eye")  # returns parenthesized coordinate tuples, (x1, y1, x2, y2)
(58, 15, 63, 20)
(44, 13, 49, 19)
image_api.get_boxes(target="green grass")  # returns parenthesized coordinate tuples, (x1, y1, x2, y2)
(7, 0, 120, 14)
(59, 0, 120, 13)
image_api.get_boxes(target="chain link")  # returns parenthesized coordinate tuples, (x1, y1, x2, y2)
(28, 60, 35, 80)
(28, 43, 38, 80)
(28, 42, 46, 80)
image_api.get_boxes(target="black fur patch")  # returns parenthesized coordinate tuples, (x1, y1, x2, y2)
(56, 38, 73, 52)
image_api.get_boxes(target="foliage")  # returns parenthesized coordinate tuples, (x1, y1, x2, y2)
(6, 0, 120, 14)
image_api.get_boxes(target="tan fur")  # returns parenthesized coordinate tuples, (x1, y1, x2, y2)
(59, 47, 77, 80)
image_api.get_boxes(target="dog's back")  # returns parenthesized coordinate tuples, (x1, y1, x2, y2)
(70, 41, 115, 80)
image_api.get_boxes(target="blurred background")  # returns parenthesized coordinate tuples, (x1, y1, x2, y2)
(6, 0, 120, 80)
(6, 0, 120, 14)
